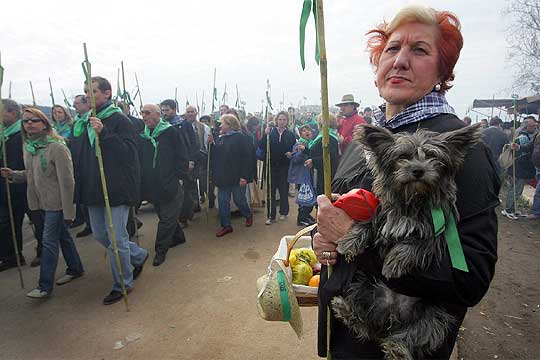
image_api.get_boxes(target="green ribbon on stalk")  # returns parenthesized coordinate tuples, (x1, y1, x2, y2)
(139, 118, 171, 168)
(299, 0, 320, 70)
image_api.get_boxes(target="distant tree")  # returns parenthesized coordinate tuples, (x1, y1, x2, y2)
(506, 0, 540, 94)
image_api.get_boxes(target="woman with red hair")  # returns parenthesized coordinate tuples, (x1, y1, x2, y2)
(313, 6, 500, 359)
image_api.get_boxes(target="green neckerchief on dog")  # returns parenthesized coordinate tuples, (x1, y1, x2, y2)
(140, 118, 171, 168)
(25, 135, 66, 172)
(0, 120, 21, 161)
(431, 207, 469, 272)
(71, 104, 122, 146)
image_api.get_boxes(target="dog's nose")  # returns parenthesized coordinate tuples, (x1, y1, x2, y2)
(412, 169, 425, 178)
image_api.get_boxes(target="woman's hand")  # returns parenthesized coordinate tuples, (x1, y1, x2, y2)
(0, 167, 13, 178)
(297, 143, 305, 152)
(304, 159, 313, 168)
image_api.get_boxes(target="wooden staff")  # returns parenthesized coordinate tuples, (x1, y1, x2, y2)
(511, 95, 518, 215)
(0, 52, 25, 289)
(48, 77, 55, 106)
(314, 0, 333, 358)
(83, 43, 129, 311)
(8, 81, 12, 99)
(135, 72, 143, 111)
(29, 81, 36, 106)
(206, 68, 217, 223)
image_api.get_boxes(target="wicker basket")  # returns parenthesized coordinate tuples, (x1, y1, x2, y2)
(275, 224, 319, 307)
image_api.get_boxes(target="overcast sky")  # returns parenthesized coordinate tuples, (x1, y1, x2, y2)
(1, 0, 519, 121)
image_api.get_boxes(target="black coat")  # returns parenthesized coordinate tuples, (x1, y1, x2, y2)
(309, 135, 339, 196)
(211, 132, 253, 187)
(318, 114, 501, 359)
(71, 109, 140, 207)
(0, 131, 27, 207)
(139, 126, 188, 204)
(258, 128, 296, 169)
(508, 130, 537, 179)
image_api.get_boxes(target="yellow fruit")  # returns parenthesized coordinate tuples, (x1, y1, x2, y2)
(292, 261, 313, 285)
(289, 252, 298, 266)
(308, 275, 320, 287)
(290, 248, 317, 266)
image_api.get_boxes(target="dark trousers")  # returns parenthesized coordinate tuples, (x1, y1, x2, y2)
(0, 202, 26, 261)
(27, 210, 45, 257)
(154, 187, 186, 255)
(270, 165, 290, 220)
(295, 184, 314, 222)
(180, 178, 196, 221)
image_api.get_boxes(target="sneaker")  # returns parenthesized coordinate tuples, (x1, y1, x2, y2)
(133, 253, 149, 280)
(103, 289, 131, 305)
(245, 215, 253, 227)
(216, 227, 233, 237)
(56, 273, 83, 286)
(265, 218, 275, 225)
(26, 288, 50, 299)
(279, 215, 288, 221)
(501, 209, 518, 220)
(76, 227, 92, 238)
(152, 253, 166, 267)
(526, 213, 539, 220)
(30, 256, 41, 268)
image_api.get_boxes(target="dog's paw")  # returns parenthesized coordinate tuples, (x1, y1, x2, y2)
(381, 339, 413, 360)
(381, 244, 416, 279)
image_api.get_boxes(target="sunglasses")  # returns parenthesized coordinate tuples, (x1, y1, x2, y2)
(22, 118, 45, 124)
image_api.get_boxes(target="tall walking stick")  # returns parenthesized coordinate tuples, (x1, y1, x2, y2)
(29, 81, 36, 106)
(206, 68, 217, 223)
(0, 52, 25, 289)
(83, 43, 129, 311)
(48, 77, 55, 106)
(511, 94, 518, 215)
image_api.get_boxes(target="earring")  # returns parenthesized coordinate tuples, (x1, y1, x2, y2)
(434, 83, 441, 91)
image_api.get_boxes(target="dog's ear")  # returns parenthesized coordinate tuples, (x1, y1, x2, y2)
(355, 124, 395, 154)
(437, 123, 482, 159)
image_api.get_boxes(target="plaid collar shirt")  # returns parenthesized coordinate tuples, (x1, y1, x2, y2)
(374, 91, 456, 129)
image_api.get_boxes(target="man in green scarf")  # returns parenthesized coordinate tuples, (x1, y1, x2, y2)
(139, 104, 189, 266)
(0, 99, 27, 271)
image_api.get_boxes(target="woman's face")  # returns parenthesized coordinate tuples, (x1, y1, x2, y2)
(22, 112, 47, 135)
(220, 121, 231, 134)
(376, 22, 440, 109)
(53, 107, 66, 122)
(276, 114, 288, 129)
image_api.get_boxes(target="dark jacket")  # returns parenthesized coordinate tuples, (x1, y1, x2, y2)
(318, 114, 501, 359)
(169, 117, 200, 163)
(128, 115, 145, 134)
(287, 142, 310, 184)
(0, 131, 27, 207)
(309, 135, 339, 196)
(481, 126, 508, 160)
(508, 130, 536, 179)
(258, 128, 296, 169)
(71, 105, 140, 207)
(139, 126, 188, 204)
(211, 132, 253, 187)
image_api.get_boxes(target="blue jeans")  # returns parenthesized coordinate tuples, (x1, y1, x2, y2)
(532, 169, 540, 215)
(39, 211, 84, 292)
(217, 185, 251, 228)
(88, 205, 148, 292)
(505, 177, 527, 213)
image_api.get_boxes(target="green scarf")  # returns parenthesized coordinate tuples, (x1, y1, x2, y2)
(71, 104, 123, 146)
(0, 120, 22, 161)
(308, 128, 339, 149)
(139, 118, 171, 168)
(53, 121, 71, 137)
(25, 135, 66, 172)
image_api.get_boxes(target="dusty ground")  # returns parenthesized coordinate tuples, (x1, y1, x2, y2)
(458, 194, 540, 359)
(1, 192, 538, 359)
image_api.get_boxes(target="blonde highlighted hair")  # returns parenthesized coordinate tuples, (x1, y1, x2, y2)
(21, 107, 64, 142)
(316, 113, 338, 129)
(220, 114, 242, 131)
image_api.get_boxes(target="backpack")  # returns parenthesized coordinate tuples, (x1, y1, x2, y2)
(532, 133, 540, 168)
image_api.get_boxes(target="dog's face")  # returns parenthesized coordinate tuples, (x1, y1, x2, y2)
(356, 124, 481, 201)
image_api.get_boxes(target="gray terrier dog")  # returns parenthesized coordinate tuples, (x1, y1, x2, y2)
(331, 124, 481, 359)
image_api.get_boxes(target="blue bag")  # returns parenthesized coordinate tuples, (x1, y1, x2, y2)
(295, 168, 317, 207)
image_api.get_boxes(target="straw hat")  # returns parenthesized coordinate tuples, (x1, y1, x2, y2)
(335, 94, 360, 107)
(256, 261, 303, 339)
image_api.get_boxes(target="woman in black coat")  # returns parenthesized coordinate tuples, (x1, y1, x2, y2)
(210, 114, 253, 237)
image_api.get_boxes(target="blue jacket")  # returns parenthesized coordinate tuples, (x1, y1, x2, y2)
(287, 142, 311, 184)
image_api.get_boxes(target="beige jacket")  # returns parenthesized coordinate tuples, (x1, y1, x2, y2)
(12, 141, 76, 220)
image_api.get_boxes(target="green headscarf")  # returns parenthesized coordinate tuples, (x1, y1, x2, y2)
(25, 135, 66, 172)
(139, 118, 171, 168)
